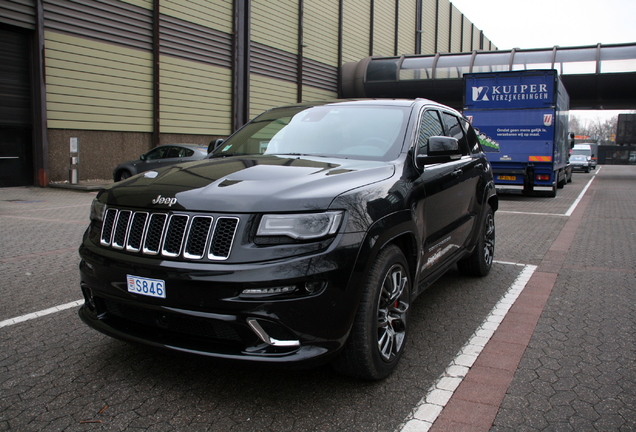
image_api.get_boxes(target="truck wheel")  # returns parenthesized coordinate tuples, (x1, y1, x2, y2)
(332, 245, 411, 380)
(458, 206, 495, 277)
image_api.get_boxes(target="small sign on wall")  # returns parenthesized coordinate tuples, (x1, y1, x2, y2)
(70, 137, 78, 153)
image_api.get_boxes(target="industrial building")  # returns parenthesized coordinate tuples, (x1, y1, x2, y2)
(0, 0, 494, 186)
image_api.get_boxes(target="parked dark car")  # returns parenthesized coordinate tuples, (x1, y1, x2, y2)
(80, 99, 498, 380)
(113, 144, 208, 181)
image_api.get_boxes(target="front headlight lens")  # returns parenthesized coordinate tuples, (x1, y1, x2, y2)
(257, 211, 343, 240)
(90, 198, 106, 222)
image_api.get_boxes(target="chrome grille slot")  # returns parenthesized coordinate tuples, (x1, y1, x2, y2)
(143, 213, 168, 255)
(184, 216, 213, 259)
(98, 207, 237, 261)
(100, 208, 118, 246)
(126, 212, 148, 252)
(209, 217, 239, 260)
(111, 210, 132, 250)
(161, 215, 189, 257)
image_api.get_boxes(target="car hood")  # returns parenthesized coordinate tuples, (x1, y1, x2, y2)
(100, 155, 396, 212)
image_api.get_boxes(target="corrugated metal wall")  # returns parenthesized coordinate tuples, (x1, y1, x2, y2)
(463, 18, 472, 52)
(421, 0, 437, 55)
(3, 0, 495, 182)
(397, 0, 416, 56)
(159, 0, 233, 135)
(436, 0, 450, 53)
(250, 0, 299, 119)
(302, 0, 340, 101)
(450, 4, 462, 53)
(342, 0, 371, 63)
(43, 0, 153, 131)
(373, 0, 396, 57)
(0, 0, 36, 29)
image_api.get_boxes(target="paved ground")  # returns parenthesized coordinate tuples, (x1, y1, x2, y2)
(0, 165, 634, 431)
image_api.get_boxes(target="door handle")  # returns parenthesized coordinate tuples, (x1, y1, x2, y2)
(452, 169, 463, 177)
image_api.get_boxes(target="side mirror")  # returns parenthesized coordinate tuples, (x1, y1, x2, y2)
(569, 132, 575, 149)
(208, 138, 225, 153)
(429, 136, 459, 154)
(416, 136, 461, 166)
(140, 154, 147, 161)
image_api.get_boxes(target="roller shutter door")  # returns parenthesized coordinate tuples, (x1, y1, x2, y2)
(0, 27, 33, 187)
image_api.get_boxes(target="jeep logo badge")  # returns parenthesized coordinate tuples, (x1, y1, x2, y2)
(151, 195, 178, 207)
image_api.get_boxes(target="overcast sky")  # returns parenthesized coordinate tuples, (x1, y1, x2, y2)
(451, 0, 636, 50)
(450, 0, 636, 120)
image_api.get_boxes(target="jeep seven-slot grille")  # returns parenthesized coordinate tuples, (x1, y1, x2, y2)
(100, 208, 239, 261)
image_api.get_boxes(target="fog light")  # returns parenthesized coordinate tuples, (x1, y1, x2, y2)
(241, 285, 298, 297)
(304, 281, 326, 294)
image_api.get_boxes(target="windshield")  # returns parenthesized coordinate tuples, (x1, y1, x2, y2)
(211, 105, 411, 161)
(571, 149, 591, 156)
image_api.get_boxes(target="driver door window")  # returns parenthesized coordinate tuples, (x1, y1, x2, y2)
(417, 110, 444, 155)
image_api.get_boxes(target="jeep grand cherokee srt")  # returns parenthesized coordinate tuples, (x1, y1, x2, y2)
(79, 99, 498, 380)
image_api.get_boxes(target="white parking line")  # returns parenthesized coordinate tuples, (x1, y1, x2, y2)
(0, 300, 83, 328)
(498, 168, 600, 219)
(398, 262, 538, 432)
(565, 168, 599, 217)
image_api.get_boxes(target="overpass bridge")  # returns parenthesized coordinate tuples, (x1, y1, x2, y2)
(341, 43, 636, 110)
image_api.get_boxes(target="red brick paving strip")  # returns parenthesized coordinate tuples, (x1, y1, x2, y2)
(430, 192, 592, 432)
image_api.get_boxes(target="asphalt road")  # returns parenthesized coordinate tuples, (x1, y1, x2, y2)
(1, 165, 634, 431)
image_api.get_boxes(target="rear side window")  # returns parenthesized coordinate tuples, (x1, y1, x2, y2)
(442, 112, 469, 155)
(417, 110, 445, 155)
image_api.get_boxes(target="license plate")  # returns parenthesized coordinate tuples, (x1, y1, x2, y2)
(127, 275, 166, 298)
(498, 175, 516, 181)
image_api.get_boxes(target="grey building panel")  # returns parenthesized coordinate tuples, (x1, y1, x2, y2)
(160, 15, 232, 69)
(0, 0, 36, 29)
(303, 58, 338, 92)
(251, 41, 298, 81)
(44, 0, 152, 51)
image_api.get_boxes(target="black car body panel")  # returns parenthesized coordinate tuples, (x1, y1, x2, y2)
(80, 99, 498, 373)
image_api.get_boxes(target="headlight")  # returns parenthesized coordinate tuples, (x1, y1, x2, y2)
(257, 211, 343, 240)
(90, 198, 106, 222)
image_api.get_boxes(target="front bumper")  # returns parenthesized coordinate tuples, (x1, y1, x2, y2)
(78, 232, 364, 365)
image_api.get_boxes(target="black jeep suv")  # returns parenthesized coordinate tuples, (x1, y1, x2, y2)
(79, 99, 498, 380)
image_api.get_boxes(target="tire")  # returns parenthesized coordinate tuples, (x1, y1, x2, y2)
(116, 170, 132, 181)
(457, 206, 495, 277)
(332, 245, 411, 380)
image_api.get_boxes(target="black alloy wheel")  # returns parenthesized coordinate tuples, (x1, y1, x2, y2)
(457, 206, 495, 277)
(333, 245, 411, 380)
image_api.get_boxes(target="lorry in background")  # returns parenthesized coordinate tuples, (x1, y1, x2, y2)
(463, 69, 571, 197)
